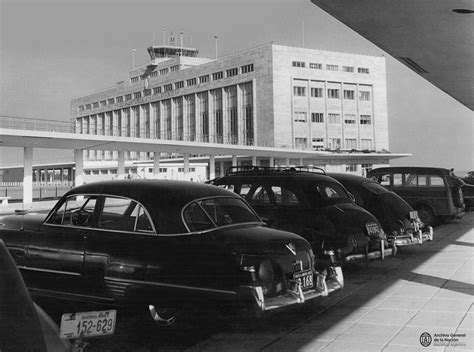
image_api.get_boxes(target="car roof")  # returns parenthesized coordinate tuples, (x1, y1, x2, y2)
(327, 172, 377, 186)
(218, 166, 335, 182)
(368, 166, 452, 176)
(66, 180, 235, 205)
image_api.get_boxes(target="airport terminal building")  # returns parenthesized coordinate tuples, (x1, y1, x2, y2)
(70, 42, 391, 176)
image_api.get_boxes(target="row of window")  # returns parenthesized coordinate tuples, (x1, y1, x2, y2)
(294, 112, 372, 125)
(292, 61, 369, 74)
(78, 64, 254, 112)
(298, 137, 374, 150)
(293, 86, 371, 101)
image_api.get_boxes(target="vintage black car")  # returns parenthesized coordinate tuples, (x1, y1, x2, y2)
(367, 167, 465, 226)
(328, 173, 433, 247)
(0, 180, 343, 329)
(208, 166, 394, 265)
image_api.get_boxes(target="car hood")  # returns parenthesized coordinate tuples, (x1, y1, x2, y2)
(0, 214, 46, 232)
(210, 224, 311, 256)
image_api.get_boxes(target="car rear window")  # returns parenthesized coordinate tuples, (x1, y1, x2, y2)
(310, 181, 351, 204)
(183, 197, 260, 232)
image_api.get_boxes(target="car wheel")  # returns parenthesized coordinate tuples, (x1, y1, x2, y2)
(148, 305, 177, 327)
(417, 206, 436, 227)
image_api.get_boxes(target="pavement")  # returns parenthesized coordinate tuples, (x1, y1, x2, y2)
(1, 200, 472, 351)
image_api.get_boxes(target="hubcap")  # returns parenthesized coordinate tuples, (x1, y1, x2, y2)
(148, 305, 176, 327)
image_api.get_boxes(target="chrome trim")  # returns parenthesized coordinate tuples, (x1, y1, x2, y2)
(345, 247, 394, 262)
(18, 266, 81, 276)
(28, 287, 114, 303)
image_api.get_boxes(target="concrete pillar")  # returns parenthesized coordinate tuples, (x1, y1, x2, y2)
(220, 161, 225, 176)
(183, 153, 190, 180)
(209, 155, 216, 180)
(117, 151, 125, 176)
(285, 157, 290, 167)
(232, 155, 238, 167)
(269, 156, 274, 167)
(251, 155, 257, 166)
(74, 149, 84, 187)
(299, 158, 304, 166)
(153, 152, 161, 178)
(23, 147, 33, 207)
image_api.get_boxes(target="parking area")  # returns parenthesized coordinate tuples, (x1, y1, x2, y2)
(189, 212, 473, 352)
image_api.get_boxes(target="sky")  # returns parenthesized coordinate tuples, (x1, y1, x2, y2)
(1, 0, 472, 172)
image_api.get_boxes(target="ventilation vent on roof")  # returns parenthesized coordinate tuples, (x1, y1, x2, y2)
(398, 57, 429, 74)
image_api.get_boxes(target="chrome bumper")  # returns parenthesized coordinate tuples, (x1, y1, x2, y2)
(243, 266, 343, 312)
(390, 226, 434, 246)
(344, 239, 396, 263)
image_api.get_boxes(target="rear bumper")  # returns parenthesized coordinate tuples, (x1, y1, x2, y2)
(241, 266, 344, 312)
(389, 226, 434, 247)
(344, 239, 395, 263)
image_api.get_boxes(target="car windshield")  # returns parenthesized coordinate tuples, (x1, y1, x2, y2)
(308, 181, 352, 205)
(182, 197, 261, 232)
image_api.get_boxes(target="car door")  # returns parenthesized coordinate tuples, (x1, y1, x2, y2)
(24, 195, 97, 296)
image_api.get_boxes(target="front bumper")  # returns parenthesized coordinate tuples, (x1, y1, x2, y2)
(389, 226, 434, 247)
(344, 239, 396, 263)
(241, 266, 344, 312)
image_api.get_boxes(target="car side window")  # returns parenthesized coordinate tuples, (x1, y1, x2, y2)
(379, 174, 391, 186)
(429, 176, 445, 186)
(270, 186, 299, 206)
(47, 195, 97, 227)
(99, 196, 155, 233)
(239, 184, 252, 197)
(248, 186, 271, 206)
(393, 173, 403, 186)
(405, 173, 417, 187)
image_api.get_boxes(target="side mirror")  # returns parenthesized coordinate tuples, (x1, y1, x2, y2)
(261, 217, 274, 226)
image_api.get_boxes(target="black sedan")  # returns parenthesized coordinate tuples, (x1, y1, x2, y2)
(0, 180, 343, 334)
(328, 173, 433, 247)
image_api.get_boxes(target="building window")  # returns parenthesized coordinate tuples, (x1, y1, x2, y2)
(360, 115, 372, 125)
(150, 71, 158, 77)
(241, 64, 254, 73)
(361, 139, 373, 149)
(358, 67, 369, 74)
(344, 114, 356, 124)
(107, 98, 115, 105)
(311, 112, 324, 123)
(131, 77, 140, 83)
(187, 78, 197, 86)
(160, 68, 169, 75)
(342, 66, 354, 72)
(226, 68, 238, 77)
(292, 61, 305, 68)
(199, 75, 209, 83)
(294, 112, 307, 122)
(327, 89, 340, 99)
(116, 96, 123, 103)
(164, 84, 173, 92)
(361, 163, 373, 176)
(125, 94, 132, 101)
(175, 81, 184, 89)
(329, 138, 341, 149)
(346, 164, 357, 172)
(309, 63, 322, 69)
(144, 89, 151, 96)
(359, 91, 371, 101)
(343, 90, 355, 100)
(79, 106, 84, 112)
(345, 138, 357, 149)
(100, 100, 107, 107)
(311, 87, 323, 98)
(293, 86, 306, 97)
(312, 138, 325, 149)
(170, 65, 179, 72)
(153, 87, 162, 94)
(326, 64, 338, 71)
(212, 71, 223, 80)
(295, 138, 307, 148)
(328, 113, 341, 124)
(134, 92, 142, 99)
(93, 102, 99, 108)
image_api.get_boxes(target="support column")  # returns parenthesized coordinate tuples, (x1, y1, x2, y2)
(153, 152, 161, 178)
(117, 151, 125, 177)
(74, 149, 84, 187)
(299, 158, 304, 166)
(251, 155, 257, 166)
(285, 157, 290, 167)
(23, 147, 33, 207)
(220, 161, 225, 176)
(269, 156, 274, 167)
(232, 155, 238, 167)
(209, 155, 216, 180)
(183, 153, 190, 180)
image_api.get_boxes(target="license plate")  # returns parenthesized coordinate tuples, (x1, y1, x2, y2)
(366, 222, 380, 236)
(293, 270, 314, 290)
(60, 309, 116, 339)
